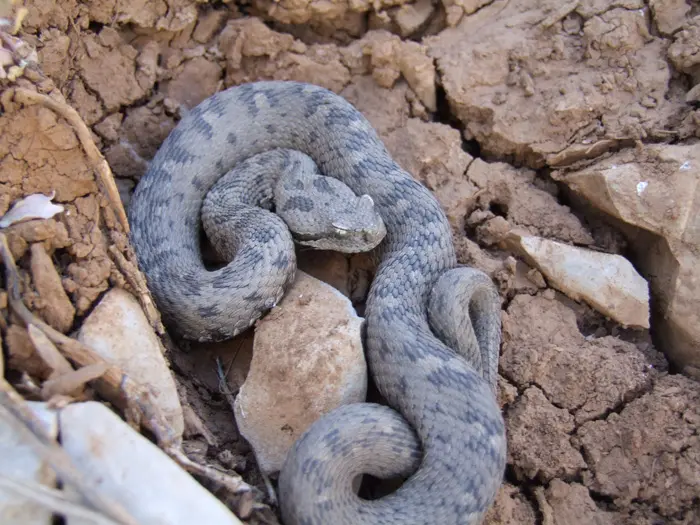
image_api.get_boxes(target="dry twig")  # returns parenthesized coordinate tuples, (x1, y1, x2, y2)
(215, 357, 277, 509)
(41, 362, 108, 399)
(28, 323, 73, 376)
(168, 445, 255, 518)
(108, 245, 164, 336)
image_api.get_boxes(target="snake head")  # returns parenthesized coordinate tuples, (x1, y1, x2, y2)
(280, 167, 386, 253)
(329, 194, 385, 249)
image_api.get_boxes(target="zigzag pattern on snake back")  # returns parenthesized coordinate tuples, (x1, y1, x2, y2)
(128, 81, 507, 524)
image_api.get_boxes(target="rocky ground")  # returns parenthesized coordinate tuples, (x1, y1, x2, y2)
(1, 0, 700, 524)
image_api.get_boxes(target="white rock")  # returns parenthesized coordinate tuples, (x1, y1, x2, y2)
(506, 232, 650, 329)
(76, 288, 184, 437)
(554, 144, 700, 374)
(560, 148, 697, 241)
(0, 402, 58, 525)
(235, 270, 367, 475)
(60, 402, 243, 525)
(297, 251, 351, 297)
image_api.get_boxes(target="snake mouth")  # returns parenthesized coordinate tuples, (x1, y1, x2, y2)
(291, 232, 328, 243)
(292, 227, 386, 253)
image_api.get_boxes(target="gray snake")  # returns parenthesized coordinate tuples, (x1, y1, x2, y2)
(128, 81, 507, 524)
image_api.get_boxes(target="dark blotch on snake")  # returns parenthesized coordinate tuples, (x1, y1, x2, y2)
(281, 195, 315, 213)
(312, 178, 333, 194)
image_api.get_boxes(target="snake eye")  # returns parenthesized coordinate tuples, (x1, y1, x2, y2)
(332, 221, 351, 236)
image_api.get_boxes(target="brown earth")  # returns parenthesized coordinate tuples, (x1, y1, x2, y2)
(2, 0, 700, 524)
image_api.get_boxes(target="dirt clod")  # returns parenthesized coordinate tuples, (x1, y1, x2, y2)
(577, 374, 700, 516)
(502, 294, 664, 425)
(539, 480, 614, 525)
(506, 386, 587, 482)
(29, 242, 75, 333)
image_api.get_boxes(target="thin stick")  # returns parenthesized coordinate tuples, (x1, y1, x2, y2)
(108, 245, 164, 336)
(28, 323, 74, 377)
(166, 445, 255, 517)
(216, 356, 239, 413)
(41, 362, 108, 399)
(215, 357, 277, 508)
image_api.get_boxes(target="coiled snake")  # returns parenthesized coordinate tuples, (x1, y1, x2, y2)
(128, 81, 507, 524)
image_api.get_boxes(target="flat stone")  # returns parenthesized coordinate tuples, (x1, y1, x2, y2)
(60, 402, 243, 525)
(76, 288, 184, 437)
(0, 402, 58, 525)
(556, 145, 698, 241)
(234, 270, 367, 475)
(554, 143, 700, 374)
(505, 232, 650, 329)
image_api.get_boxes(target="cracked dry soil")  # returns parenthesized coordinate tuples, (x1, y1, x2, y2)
(2, 0, 700, 524)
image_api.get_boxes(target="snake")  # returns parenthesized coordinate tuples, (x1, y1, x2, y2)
(128, 81, 507, 524)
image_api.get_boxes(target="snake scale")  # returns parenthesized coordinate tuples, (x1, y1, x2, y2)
(128, 81, 507, 524)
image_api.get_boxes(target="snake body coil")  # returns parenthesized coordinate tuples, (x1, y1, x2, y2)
(128, 81, 507, 524)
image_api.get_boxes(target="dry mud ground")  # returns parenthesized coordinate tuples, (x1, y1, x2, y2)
(2, 0, 700, 524)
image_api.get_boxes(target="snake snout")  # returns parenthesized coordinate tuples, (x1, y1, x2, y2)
(363, 220, 387, 248)
(354, 194, 387, 248)
(363, 228, 380, 244)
